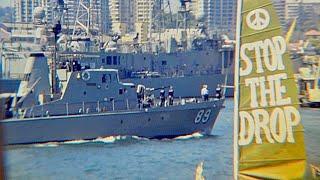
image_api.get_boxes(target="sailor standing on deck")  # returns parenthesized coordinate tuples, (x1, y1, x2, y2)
(136, 85, 145, 109)
(201, 85, 209, 101)
(215, 84, 222, 99)
(168, 86, 174, 106)
(160, 87, 166, 107)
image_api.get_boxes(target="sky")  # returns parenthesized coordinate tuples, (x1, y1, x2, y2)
(0, 0, 179, 11)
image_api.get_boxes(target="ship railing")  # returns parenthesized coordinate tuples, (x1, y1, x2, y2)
(25, 97, 221, 118)
(26, 99, 136, 118)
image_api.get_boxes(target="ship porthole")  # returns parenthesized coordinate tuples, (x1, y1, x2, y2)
(121, 120, 123, 124)
(161, 117, 164, 120)
(148, 118, 151, 122)
(81, 71, 91, 81)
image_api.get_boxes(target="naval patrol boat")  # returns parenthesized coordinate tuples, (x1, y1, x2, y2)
(1, 53, 224, 145)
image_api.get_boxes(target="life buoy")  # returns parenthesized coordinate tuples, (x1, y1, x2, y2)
(82, 71, 90, 81)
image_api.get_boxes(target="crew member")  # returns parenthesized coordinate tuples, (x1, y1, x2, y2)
(137, 85, 145, 109)
(160, 87, 166, 107)
(215, 84, 222, 99)
(201, 85, 209, 101)
(168, 86, 174, 106)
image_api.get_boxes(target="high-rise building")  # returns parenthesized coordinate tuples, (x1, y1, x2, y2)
(210, 0, 236, 35)
(101, 0, 111, 34)
(134, 0, 154, 23)
(134, 0, 154, 42)
(272, 0, 287, 27)
(285, 0, 320, 21)
(190, 0, 236, 37)
(14, 0, 111, 34)
(13, 0, 49, 22)
(190, 0, 208, 20)
(109, 0, 134, 34)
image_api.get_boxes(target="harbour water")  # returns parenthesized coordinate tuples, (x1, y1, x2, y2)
(3, 99, 320, 179)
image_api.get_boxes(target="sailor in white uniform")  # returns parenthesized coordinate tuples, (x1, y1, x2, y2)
(136, 85, 145, 109)
(201, 85, 209, 101)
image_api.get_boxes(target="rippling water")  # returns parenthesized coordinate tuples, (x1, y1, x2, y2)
(3, 99, 320, 179)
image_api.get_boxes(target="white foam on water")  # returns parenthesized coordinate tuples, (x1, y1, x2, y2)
(33, 142, 59, 147)
(62, 139, 91, 144)
(174, 132, 204, 140)
(31, 133, 203, 147)
(92, 136, 124, 143)
(132, 136, 150, 141)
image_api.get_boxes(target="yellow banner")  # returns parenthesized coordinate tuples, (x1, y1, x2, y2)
(235, 0, 306, 179)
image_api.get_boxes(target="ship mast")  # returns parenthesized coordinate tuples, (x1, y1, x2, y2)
(50, 0, 65, 94)
(177, 0, 191, 51)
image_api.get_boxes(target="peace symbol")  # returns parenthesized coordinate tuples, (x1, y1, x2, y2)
(246, 8, 270, 31)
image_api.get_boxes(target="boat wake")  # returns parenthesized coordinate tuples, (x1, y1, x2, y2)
(92, 136, 124, 143)
(33, 142, 60, 147)
(62, 139, 91, 144)
(31, 136, 125, 147)
(131, 136, 150, 141)
(174, 132, 204, 140)
(31, 133, 205, 147)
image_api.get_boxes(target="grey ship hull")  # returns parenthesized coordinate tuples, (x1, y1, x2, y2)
(2, 100, 223, 145)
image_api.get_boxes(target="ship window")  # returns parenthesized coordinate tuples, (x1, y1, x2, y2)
(107, 56, 112, 65)
(118, 56, 121, 65)
(113, 56, 117, 65)
(162, 61, 167, 65)
(119, 88, 123, 95)
(83, 91, 87, 95)
(102, 74, 107, 83)
(102, 58, 105, 63)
